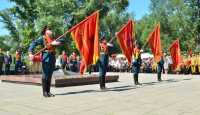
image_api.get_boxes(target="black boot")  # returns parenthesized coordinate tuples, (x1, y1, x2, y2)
(134, 74, 141, 85)
(133, 74, 138, 85)
(102, 76, 106, 89)
(157, 73, 162, 82)
(136, 74, 142, 85)
(99, 76, 106, 90)
(42, 79, 48, 97)
(99, 76, 103, 89)
(46, 77, 54, 97)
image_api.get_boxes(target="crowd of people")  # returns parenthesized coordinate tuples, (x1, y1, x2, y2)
(56, 51, 80, 72)
(0, 48, 200, 75)
(108, 54, 170, 74)
(181, 54, 200, 74)
(0, 48, 28, 75)
(55, 52, 200, 75)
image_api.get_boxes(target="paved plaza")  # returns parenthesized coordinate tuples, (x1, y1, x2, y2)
(0, 73, 200, 115)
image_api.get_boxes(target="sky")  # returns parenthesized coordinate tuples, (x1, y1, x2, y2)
(127, 0, 150, 20)
(0, 0, 15, 36)
(0, 0, 150, 36)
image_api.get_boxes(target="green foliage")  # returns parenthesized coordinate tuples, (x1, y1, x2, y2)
(0, 0, 130, 54)
(0, 10, 19, 42)
(0, 36, 10, 51)
(1, 0, 199, 55)
(136, 0, 200, 53)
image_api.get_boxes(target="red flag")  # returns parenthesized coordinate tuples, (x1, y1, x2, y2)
(79, 59, 86, 75)
(169, 39, 182, 70)
(147, 24, 162, 62)
(116, 20, 134, 64)
(68, 11, 99, 66)
(33, 53, 42, 62)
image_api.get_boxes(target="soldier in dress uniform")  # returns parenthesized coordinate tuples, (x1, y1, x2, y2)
(157, 55, 164, 81)
(28, 26, 62, 97)
(132, 42, 142, 85)
(98, 37, 113, 90)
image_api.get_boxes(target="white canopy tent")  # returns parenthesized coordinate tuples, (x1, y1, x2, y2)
(141, 53, 153, 59)
(116, 53, 153, 59)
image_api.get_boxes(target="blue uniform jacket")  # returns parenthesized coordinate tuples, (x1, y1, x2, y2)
(28, 36, 64, 63)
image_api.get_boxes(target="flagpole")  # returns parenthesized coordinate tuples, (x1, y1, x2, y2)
(108, 36, 116, 43)
(34, 10, 101, 56)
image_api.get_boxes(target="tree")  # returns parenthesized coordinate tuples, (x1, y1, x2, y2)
(0, 36, 10, 51)
(0, 0, 38, 52)
(0, 0, 130, 54)
(136, 0, 200, 53)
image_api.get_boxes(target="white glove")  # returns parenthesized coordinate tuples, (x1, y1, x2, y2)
(29, 61, 33, 66)
(29, 54, 34, 61)
(107, 43, 113, 47)
(51, 40, 61, 46)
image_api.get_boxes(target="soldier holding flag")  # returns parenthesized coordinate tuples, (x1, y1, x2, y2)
(98, 37, 113, 90)
(132, 41, 142, 85)
(28, 26, 62, 97)
(157, 54, 164, 81)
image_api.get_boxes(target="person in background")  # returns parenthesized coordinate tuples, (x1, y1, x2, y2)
(15, 49, 22, 73)
(191, 54, 196, 74)
(60, 50, 68, 69)
(4, 51, 12, 75)
(164, 54, 169, 74)
(79, 59, 86, 75)
(194, 54, 199, 74)
(0, 48, 4, 75)
(70, 52, 78, 72)
(198, 53, 200, 74)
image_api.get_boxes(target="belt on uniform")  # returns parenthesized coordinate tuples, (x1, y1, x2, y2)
(43, 50, 55, 54)
(100, 52, 108, 55)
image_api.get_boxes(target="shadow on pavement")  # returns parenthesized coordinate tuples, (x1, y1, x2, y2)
(142, 78, 192, 87)
(54, 90, 99, 96)
(106, 85, 137, 92)
(54, 78, 192, 96)
(54, 85, 137, 96)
